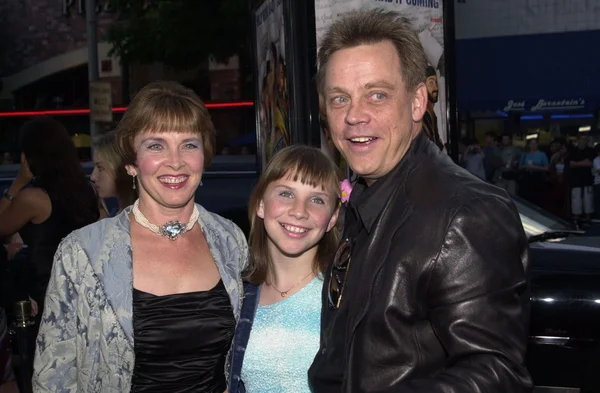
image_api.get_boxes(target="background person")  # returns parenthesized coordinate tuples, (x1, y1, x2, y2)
(568, 134, 595, 226)
(496, 133, 521, 196)
(594, 144, 600, 219)
(483, 131, 500, 182)
(519, 138, 549, 207)
(460, 137, 486, 180)
(0, 237, 25, 393)
(0, 118, 99, 325)
(91, 129, 138, 218)
(548, 140, 570, 218)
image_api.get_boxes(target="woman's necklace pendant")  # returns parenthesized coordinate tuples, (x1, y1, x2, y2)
(280, 291, 288, 298)
(131, 199, 200, 241)
(159, 221, 187, 240)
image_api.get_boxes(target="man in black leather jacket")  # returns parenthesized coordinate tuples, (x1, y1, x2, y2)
(308, 9, 531, 392)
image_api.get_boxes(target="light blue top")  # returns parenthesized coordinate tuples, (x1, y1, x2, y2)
(240, 275, 323, 393)
(520, 151, 549, 168)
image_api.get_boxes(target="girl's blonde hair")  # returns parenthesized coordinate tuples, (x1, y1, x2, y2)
(93, 130, 137, 208)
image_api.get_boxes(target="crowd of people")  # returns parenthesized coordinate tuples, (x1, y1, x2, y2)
(460, 132, 600, 226)
(0, 8, 581, 393)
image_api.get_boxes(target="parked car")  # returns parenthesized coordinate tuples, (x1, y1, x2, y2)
(516, 197, 600, 393)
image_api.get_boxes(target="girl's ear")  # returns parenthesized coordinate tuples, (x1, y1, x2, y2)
(326, 204, 341, 232)
(257, 199, 265, 219)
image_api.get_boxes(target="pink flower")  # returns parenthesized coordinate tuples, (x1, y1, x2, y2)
(340, 179, 353, 204)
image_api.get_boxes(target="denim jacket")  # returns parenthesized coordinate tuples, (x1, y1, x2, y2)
(228, 281, 261, 393)
(33, 204, 248, 393)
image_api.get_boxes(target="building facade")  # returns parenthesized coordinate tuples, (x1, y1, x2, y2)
(0, 0, 122, 110)
(455, 0, 600, 142)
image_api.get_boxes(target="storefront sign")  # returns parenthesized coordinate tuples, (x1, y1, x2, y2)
(503, 98, 586, 112)
(89, 81, 113, 123)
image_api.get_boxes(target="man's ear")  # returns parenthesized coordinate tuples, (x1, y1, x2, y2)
(326, 205, 341, 232)
(411, 83, 428, 123)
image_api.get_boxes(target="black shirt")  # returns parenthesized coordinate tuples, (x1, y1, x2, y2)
(309, 165, 401, 392)
(569, 146, 595, 187)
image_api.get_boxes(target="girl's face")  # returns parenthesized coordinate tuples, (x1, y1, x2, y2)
(91, 151, 117, 199)
(258, 175, 339, 260)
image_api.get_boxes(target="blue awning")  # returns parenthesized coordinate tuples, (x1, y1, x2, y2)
(456, 30, 600, 114)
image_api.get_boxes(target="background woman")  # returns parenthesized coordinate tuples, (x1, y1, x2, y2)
(0, 117, 99, 322)
(548, 140, 570, 218)
(91, 129, 138, 217)
(33, 81, 248, 393)
(519, 138, 549, 207)
(229, 145, 340, 393)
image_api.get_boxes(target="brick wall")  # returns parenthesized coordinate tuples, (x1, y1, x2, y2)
(0, 0, 115, 76)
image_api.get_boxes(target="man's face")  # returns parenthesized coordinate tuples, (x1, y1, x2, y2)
(323, 41, 427, 185)
(502, 136, 511, 146)
(426, 75, 438, 104)
(578, 135, 588, 148)
(529, 140, 538, 151)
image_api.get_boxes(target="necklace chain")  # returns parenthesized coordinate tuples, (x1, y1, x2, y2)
(266, 271, 315, 298)
(131, 199, 200, 240)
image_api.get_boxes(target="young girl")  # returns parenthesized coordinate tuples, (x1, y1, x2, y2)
(91, 129, 138, 217)
(229, 145, 341, 393)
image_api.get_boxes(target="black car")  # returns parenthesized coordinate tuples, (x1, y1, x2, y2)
(516, 197, 600, 393)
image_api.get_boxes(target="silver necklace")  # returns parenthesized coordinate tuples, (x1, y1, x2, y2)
(131, 199, 200, 240)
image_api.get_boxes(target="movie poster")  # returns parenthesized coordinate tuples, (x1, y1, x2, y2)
(254, 0, 291, 168)
(314, 0, 448, 150)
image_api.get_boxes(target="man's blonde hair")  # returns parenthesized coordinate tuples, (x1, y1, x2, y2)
(316, 9, 428, 97)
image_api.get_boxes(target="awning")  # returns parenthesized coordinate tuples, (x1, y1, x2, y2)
(456, 30, 600, 114)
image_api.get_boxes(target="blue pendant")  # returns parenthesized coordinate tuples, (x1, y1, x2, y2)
(159, 221, 187, 240)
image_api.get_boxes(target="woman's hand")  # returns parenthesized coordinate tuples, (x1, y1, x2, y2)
(29, 296, 39, 317)
(3, 242, 23, 260)
(8, 233, 23, 244)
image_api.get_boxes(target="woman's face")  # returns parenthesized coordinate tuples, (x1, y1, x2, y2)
(560, 145, 567, 156)
(129, 131, 204, 210)
(91, 151, 117, 199)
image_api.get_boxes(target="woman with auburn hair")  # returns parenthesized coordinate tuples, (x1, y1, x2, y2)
(34, 81, 248, 393)
(91, 129, 138, 217)
(229, 145, 341, 393)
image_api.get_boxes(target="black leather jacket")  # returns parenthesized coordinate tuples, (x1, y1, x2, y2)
(340, 133, 532, 392)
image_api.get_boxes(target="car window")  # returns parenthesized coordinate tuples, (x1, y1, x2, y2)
(512, 196, 571, 236)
